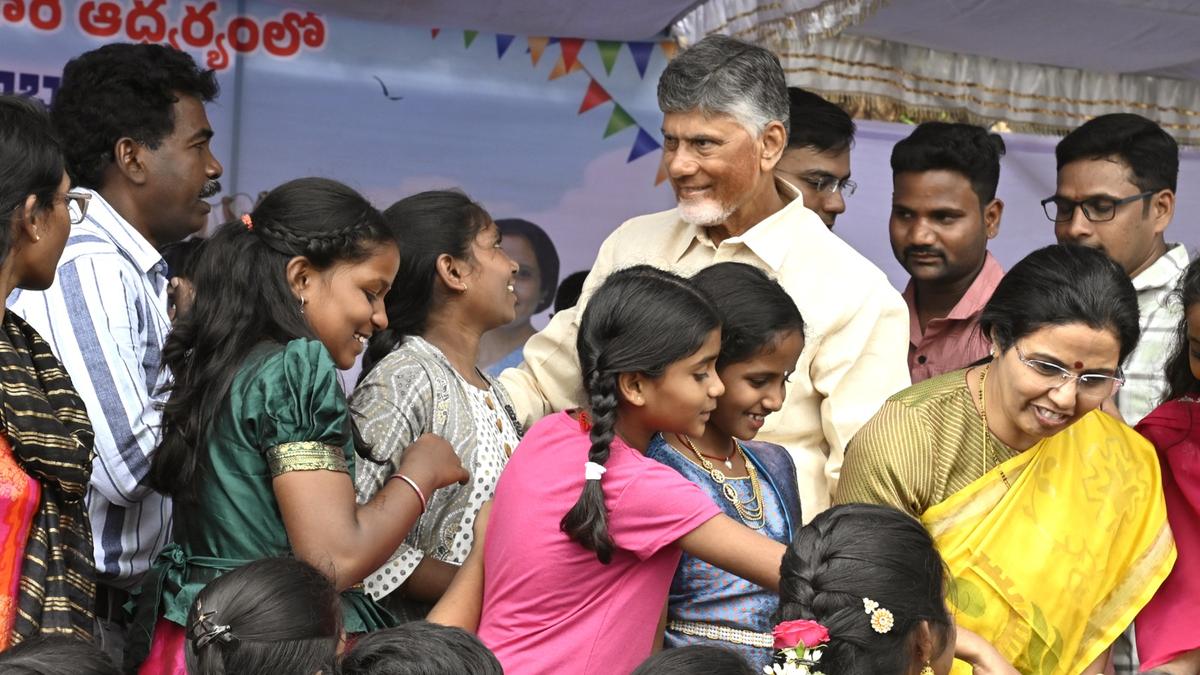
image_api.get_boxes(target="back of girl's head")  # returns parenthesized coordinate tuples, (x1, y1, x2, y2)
(1164, 255, 1200, 401)
(631, 645, 756, 675)
(562, 265, 721, 563)
(0, 635, 118, 675)
(339, 621, 502, 675)
(979, 244, 1140, 363)
(0, 95, 62, 268)
(690, 262, 804, 368)
(777, 504, 951, 675)
(152, 177, 391, 501)
(362, 190, 491, 374)
(184, 557, 341, 675)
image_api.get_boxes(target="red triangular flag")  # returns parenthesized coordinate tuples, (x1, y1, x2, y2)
(431, 28, 440, 39)
(578, 79, 612, 114)
(560, 38, 584, 70)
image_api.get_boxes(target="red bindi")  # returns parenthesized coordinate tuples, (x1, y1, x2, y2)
(1073, 361, 1084, 369)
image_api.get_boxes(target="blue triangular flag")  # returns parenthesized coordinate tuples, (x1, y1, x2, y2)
(627, 128, 661, 162)
(628, 42, 653, 78)
(497, 34, 515, 58)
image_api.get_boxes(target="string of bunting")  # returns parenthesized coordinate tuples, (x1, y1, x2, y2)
(432, 29, 678, 184)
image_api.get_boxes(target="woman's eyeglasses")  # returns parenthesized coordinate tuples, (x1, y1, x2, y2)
(1015, 344, 1124, 402)
(65, 190, 91, 225)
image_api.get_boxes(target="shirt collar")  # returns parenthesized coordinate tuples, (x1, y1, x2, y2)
(1132, 243, 1190, 292)
(902, 251, 1005, 323)
(81, 189, 167, 277)
(667, 178, 813, 271)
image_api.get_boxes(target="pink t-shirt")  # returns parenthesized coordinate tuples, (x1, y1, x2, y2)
(479, 411, 721, 674)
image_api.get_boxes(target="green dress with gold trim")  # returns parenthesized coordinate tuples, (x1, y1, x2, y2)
(129, 338, 392, 658)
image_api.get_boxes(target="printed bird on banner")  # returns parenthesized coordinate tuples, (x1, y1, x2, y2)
(372, 76, 404, 101)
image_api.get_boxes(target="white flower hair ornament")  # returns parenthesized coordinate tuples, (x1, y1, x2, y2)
(864, 597, 895, 634)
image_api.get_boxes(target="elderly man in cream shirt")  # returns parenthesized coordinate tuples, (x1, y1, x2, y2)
(500, 35, 910, 521)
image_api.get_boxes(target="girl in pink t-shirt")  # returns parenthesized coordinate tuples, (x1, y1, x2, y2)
(431, 266, 788, 675)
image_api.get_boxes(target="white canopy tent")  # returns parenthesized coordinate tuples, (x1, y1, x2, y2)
(275, 0, 1200, 143)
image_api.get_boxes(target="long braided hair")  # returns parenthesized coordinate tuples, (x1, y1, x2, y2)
(151, 177, 393, 501)
(560, 265, 721, 563)
(776, 504, 952, 674)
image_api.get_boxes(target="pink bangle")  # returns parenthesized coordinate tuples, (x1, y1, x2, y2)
(390, 473, 427, 513)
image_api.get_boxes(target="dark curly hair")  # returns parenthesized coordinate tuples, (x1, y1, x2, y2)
(777, 504, 952, 675)
(150, 177, 392, 501)
(1163, 256, 1200, 402)
(891, 122, 1006, 206)
(51, 42, 218, 189)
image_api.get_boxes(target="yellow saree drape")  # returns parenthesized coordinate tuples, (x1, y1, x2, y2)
(922, 411, 1176, 675)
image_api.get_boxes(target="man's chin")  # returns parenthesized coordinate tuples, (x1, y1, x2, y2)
(677, 201, 732, 227)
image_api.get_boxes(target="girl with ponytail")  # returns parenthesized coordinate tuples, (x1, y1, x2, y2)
(133, 178, 468, 672)
(773, 504, 955, 675)
(433, 266, 789, 675)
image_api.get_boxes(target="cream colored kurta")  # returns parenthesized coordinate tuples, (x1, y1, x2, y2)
(499, 180, 911, 520)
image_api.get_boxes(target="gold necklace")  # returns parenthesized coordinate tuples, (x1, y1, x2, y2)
(677, 434, 766, 529)
(978, 366, 1011, 488)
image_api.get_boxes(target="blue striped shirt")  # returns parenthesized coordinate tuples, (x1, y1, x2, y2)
(8, 189, 172, 589)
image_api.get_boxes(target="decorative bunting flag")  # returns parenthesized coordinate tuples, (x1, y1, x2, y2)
(528, 37, 550, 66)
(559, 38, 584, 70)
(496, 34, 515, 59)
(627, 127, 661, 162)
(547, 56, 584, 80)
(431, 28, 440, 39)
(627, 42, 653, 78)
(597, 41, 622, 75)
(604, 105, 636, 138)
(659, 40, 678, 60)
(655, 161, 669, 186)
(578, 79, 612, 114)
(464, 30, 479, 48)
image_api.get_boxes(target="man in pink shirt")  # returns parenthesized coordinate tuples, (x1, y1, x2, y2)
(889, 123, 1006, 382)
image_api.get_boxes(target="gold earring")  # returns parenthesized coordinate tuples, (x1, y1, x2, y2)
(920, 663, 934, 675)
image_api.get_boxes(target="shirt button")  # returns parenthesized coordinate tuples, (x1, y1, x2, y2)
(917, 355, 927, 364)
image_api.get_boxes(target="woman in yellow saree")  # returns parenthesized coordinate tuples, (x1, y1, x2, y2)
(837, 244, 1176, 675)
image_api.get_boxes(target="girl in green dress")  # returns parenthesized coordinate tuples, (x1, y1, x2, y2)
(129, 178, 469, 673)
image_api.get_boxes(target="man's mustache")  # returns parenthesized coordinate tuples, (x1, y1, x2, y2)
(903, 245, 944, 260)
(199, 180, 222, 199)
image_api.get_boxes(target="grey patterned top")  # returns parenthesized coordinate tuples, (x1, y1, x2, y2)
(351, 336, 521, 621)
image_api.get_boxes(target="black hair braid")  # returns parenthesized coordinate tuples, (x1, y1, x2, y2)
(559, 368, 619, 564)
(251, 209, 376, 262)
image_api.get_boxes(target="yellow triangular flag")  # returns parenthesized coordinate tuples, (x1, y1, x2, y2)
(528, 37, 550, 66)
(660, 40, 679, 60)
(655, 159, 669, 186)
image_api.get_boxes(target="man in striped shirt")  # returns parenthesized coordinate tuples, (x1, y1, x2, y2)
(7, 43, 222, 656)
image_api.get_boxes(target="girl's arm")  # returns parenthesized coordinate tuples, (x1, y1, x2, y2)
(428, 501, 492, 631)
(955, 626, 1019, 674)
(677, 514, 786, 592)
(275, 433, 469, 591)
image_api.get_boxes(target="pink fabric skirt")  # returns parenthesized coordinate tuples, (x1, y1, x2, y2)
(137, 618, 186, 675)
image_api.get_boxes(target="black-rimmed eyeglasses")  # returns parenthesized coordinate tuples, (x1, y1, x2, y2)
(1040, 191, 1154, 223)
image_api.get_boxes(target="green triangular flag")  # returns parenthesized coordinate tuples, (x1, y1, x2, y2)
(597, 40, 622, 75)
(604, 105, 636, 138)
(464, 30, 478, 48)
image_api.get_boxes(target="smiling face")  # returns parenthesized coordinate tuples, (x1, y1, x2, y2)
(709, 329, 804, 440)
(775, 146, 851, 227)
(890, 170, 999, 286)
(499, 233, 543, 327)
(987, 322, 1121, 449)
(634, 329, 726, 438)
(301, 241, 400, 369)
(139, 94, 223, 245)
(460, 220, 520, 331)
(1054, 156, 1172, 278)
(661, 111, 777, 229)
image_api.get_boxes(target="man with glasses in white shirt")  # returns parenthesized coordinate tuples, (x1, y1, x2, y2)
(774, 87, 857, 229)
